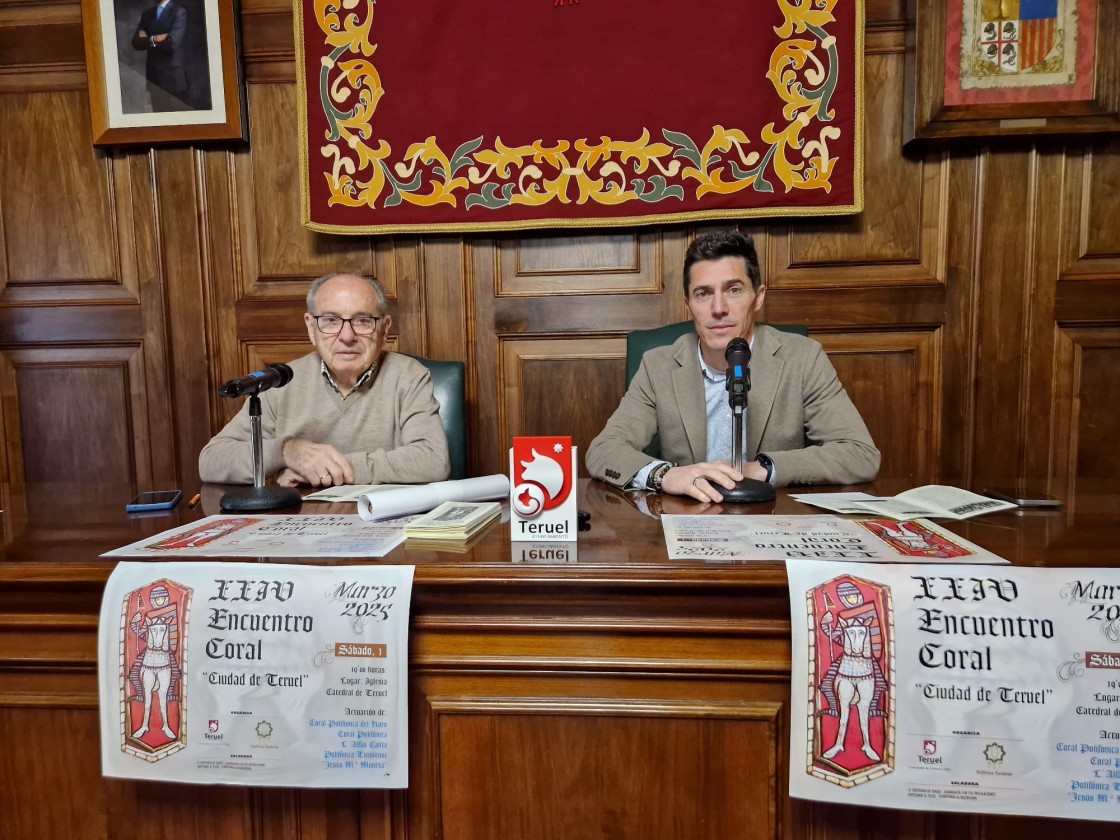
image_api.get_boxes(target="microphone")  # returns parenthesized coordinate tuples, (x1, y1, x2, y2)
(714, 335, 775, 505)
(725, 337, 751, 409)
(219, 363, 294, 398)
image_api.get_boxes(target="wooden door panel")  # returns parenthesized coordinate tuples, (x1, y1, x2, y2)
(1, 346, 150, 490)
(1051, 327, 1120, 517)
(499, 337, 625, 474)
(820, 331, 940, 485)
(423, 695, 781, 840)
(0, 92, 118, 287)
(498, 232, 661, 295)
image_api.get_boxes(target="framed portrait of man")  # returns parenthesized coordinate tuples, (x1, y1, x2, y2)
(81, 0, 247, 144)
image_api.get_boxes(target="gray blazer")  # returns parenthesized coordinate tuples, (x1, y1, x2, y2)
(585, 325, 880, 488)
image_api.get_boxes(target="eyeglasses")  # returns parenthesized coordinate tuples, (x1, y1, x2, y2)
(312, 314, 383, 336)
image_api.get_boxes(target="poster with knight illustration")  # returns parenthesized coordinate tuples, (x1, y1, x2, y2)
(99, 561, 415, 787)
(117, 578, 193, 762)
(806, 574, 895, 787)
(788, 561, 1120, 822)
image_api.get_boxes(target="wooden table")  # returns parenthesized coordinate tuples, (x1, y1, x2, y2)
(1, 480, 1116, 840)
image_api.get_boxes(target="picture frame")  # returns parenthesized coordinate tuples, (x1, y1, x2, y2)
(904, 0, 1120, 145)
(81, 0, 247, 145)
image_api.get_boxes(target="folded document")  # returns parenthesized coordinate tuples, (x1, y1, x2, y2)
(791, 485, 1017, 521)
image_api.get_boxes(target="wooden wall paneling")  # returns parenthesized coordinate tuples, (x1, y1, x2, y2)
(277, 787, 403, 840)
(201, 148, 244, 431)
(936, 152, 982, 489)
(0, 91, 119, 290)
(0, 347, 23, 530)
(0, 708, 110, 840)
(1018, 148, 1070, 493)
(497, 231, 662, 296)
(1060, 139, 1120, 279)
(421, 236, 470, 469)
(0, 5, 86, 94)
(796, 802, 945, 840)
(237, 82, 375, 293)
(969, 146, 1038, 493)
(1050, 327, 1120, 519)
(129, 148, 194, 489)
(770, 53, 948, 290)
(973, 814, 1112, 840)
(385, 238, 426, 356)
(102, 780, 256, 840)
(492, 230, 678, 331)
(471, 230, 688, 477)
(1048, 146, 1120, 505)
(816, 330, 940, 485)
(160, 147, 226, 485)
(421, 236, 469, 363)
(4, 345, 149, 490)
(468, 237, 502, 475)
(239, 0, 296, 82)
(499, 336, 626, 476)
(285, 789, 364, 840)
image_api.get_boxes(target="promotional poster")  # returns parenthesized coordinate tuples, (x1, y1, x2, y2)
(662, 515, 1007, 563)
(99, 562, 414, 787)
(788, 561, 1120, 821)
(104, 515, 408, 558)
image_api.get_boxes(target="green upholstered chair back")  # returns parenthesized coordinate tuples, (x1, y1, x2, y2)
(403, 355, 467, 481)
(625, 321, 810, 386)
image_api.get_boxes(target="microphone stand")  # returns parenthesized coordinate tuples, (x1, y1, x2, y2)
(715, 354, 776, 506)
(219, 394, 302, 511)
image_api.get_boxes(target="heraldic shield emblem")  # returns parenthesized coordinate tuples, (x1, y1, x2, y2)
(117, 578, 193, 761)
(805, 574, 895, 787)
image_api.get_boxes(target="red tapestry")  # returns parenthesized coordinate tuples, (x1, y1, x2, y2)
(295, 0, 864, 235)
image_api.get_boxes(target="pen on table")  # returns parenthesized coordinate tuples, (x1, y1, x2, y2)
(188, 493, 202, 509)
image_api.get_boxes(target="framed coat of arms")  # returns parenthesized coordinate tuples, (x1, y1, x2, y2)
(905, 0, 1120, 143)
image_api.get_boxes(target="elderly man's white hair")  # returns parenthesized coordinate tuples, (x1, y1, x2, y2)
(306, 273, 387, 314)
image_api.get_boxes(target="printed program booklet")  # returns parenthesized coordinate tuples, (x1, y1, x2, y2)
(404, 501, 501, 541)
(791, 485, 1017, 521)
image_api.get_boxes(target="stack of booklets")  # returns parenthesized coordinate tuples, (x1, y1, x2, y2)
(790, 485, 1017, 521)
(404, 501, 502, 541)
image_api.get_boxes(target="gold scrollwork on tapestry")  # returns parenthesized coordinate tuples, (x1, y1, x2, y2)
(313, 0, 847, 211)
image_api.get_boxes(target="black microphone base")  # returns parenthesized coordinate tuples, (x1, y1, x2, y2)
(715, 478, 776, 504)
(220, 486, 302, 512)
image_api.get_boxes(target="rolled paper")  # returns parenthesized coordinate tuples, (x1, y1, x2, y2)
(357, 474, 510, 522)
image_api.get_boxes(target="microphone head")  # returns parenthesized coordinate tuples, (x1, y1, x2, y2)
(725, 337, 750, 360)
(268, 363, 294, 387)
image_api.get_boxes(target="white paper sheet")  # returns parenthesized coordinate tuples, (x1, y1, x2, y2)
(303, 484, 407, 503)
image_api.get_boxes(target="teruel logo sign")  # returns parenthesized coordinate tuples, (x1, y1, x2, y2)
(509, 436, 577, 543)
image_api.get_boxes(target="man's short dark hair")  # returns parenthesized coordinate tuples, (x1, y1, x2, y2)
(682, 231, 763, 295)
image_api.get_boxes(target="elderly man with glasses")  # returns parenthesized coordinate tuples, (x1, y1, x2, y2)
(199, 273, 450, 487)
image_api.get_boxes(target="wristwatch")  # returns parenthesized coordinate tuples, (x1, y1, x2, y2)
(756, 453, 775, 484)
(648, 462, 673, 493)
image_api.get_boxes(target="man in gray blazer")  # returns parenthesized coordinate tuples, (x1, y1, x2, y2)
(586, 231, 880, 502)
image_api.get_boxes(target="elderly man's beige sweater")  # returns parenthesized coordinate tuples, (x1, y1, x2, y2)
(198, 352, 450, 485)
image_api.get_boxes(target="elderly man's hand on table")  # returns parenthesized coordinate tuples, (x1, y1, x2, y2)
(281, 438, 355, 486)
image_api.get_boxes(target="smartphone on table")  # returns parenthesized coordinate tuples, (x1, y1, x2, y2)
(126, 490, 183, 512)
